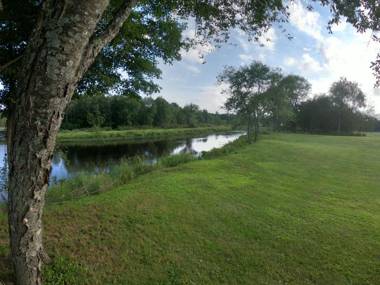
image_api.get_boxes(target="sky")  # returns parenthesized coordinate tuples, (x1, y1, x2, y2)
(155, 0, 380, 115)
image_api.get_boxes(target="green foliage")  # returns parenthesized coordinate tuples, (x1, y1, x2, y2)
(0, 0, 292, 110)
(219, 61, 310, 141)
(296, 78, 379, 134)
(43, 256, 86, 285)
(62, 96, 233, 130)
(265, 75, 311, 130)
(219, 62, 379, 136)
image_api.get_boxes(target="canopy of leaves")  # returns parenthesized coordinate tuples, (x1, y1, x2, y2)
(219, 61, 311, 130)
(218, 61, 282, 114)
(2, 0, 379, 105)
(329, 77, 366, 109)
(0, 0, 290, 110)
(62, 95, 231, 129)
(297, 93, 377, 133)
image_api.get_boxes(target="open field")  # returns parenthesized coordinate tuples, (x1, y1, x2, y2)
(1, 133, 380, 284)
(57, 126, 232, 144)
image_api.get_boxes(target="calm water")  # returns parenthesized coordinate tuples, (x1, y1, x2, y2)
(0, 132, 243, 202)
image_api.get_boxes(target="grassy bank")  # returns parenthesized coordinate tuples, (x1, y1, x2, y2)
(1, 133, 380, 284)
(57, 126, 233, 144)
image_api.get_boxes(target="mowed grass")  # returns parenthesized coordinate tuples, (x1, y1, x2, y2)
(1, 133, 380, 284)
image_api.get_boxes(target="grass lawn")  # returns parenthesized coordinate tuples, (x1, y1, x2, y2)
(57, 126, 232, 144)
(1, 133, 380, 284)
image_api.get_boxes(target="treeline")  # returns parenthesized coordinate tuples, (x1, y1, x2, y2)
(295, 78, 380, 133)
(220, 62, 379, 141)
(297, 96, 380, 134)
(62, 95, 233, 130)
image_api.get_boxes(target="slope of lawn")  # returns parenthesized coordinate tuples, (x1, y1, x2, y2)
(1, 133, 380, 284)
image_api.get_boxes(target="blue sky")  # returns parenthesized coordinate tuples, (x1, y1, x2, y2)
(155, 0, 380, 114)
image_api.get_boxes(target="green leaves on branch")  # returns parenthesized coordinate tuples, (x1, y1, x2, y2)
(218, 61, 310, 140)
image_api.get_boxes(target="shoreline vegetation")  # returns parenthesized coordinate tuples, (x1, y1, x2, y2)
(1, 133, 380, 284)
(56, 126, 235, 144)
(46, 135, 247, 204)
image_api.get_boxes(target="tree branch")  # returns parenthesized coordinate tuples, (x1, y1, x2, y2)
(78, 0, 139, 77)
(0, 55, 23, 73)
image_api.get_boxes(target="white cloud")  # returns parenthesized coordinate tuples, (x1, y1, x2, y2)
(288, 0, 323, 41)
(194, 84, 229, 113)
(284, 0, 380, 111)
(180, 25, 215, 64)
(180, 42, 214, 64)
(235, 27, 277, 65)
(284, 57, 296, 66)
(311, 31, 379, 109)
(300, 53, 323, 73)
(330, 21, 348, 33)
(239, 54, 255, 63)
(184, 64, 201, 74)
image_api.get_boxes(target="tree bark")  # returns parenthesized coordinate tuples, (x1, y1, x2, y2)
(6, 1, 137, 284)
(337, 113, 342, 134)
(247, 113, 253, 143)
(253, 111, 259, 142)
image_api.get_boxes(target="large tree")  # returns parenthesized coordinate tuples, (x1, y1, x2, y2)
(219, 62, 280, 142)
(0, 1, 290, 284)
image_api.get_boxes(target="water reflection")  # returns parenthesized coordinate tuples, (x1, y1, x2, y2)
(0, 131, 243, 202)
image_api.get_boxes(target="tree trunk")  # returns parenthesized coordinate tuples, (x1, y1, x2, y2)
(247, 113, 253, 143)
(337, 113, 341, 134)
(5, 0, 136, 283)
(253, 111, 259, 142)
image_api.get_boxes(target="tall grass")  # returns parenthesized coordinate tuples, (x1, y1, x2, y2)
(47, 154, 197, 204)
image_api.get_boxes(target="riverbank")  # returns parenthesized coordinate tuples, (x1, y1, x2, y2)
(1, 133, 380, 284)
(57, 126, 233, 144)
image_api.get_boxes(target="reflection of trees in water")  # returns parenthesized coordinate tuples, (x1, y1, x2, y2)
(54, 139, 186, 175)
(179, 138, 193, 154)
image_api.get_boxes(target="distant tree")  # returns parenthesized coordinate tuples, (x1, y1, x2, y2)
(296, 90, 376, 134)
(110, 95, 143, 127)
(267, 75, 311, 130)
(153, 97, 175, 127)
(182, 104, 200, 127)
(329, 78, 366, 133)
(219, 62, 279, 142)
(297, 95, 336, 133)
(61, 95, 231, 129)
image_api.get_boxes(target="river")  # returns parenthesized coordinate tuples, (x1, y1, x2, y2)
(0, 131, 244, 202)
